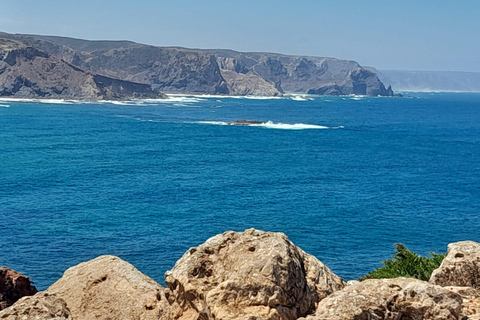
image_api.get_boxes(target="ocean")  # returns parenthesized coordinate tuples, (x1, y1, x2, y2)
(1, 92, 479, 290)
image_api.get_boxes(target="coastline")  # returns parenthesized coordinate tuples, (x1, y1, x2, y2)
(1, 229, 479, 320)
(0, 92, 406, 105)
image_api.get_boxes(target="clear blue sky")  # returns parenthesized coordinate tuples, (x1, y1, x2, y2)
(1, 0, 479, 72)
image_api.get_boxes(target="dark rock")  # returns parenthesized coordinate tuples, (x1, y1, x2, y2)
(0, 36, 165, 100)
(226, 120, 264, 125)
(93, 75, 163, 100)
(0, 267, 38, 310)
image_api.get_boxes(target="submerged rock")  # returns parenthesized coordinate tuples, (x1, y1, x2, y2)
(165, 228, 345, 320)
(226, 119, 264, 125)
(0, 267, 37, 310)
(0, 292, 71, 319)
(302, 278, 462, 320)
(430, 241, 480, 288)
(46, 255, 171, 320)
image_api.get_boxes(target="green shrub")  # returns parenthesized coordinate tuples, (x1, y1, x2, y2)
(362, 243, 446, 281)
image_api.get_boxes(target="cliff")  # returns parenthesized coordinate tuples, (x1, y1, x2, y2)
(1, 32, 394, 97)
(0, 36, 165, 100)
(212, 50, 394, 96)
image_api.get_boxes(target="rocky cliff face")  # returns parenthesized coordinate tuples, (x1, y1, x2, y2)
(5, 33, 228, 95)
(0, 36, 165, 100)
(2, 32, 394, 97)
(212, 50, 394, 96)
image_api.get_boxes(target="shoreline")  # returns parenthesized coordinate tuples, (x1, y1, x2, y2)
(1, 230, 479, 320)
(0, 92, 413, 105)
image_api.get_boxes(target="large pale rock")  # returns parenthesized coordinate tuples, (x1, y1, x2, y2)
(302, 278, 462, 320)
(0, 292, 71, 319)
(430, 241, 480, 289)
(0, 267, 37, 310)
(165, 228, 345, 320)
(46, 255, 171, 320)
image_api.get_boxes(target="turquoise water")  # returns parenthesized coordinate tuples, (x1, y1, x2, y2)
(1, 93, 479, 290)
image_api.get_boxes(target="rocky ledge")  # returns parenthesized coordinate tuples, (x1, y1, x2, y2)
(1, 230, 480, 320)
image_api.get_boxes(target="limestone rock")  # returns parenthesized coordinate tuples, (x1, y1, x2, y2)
(0, 267, 37, 310)
(46, 255, 171, 320)
(165, 228, 345, 320)
(445, 286, 480, 320)
(302, 278, 462, 320)
(0, 292, 71, 319)
(430, 241, 480, 289)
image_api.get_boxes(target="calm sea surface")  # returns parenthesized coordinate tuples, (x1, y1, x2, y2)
(1, 93, 479, 290)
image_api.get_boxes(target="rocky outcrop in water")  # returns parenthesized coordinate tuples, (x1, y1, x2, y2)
(1, 32, 395, 97)
(0, 36, 165, 100)
(0, 267, 37, 310)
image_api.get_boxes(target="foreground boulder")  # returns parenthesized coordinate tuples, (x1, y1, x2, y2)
(0, 292, 71, 319)
(301, 278, 462, 320)
(430, 241, 480, 289)
(445, 286, 480, 320)
(165, 228, 345, 320)
(0, 267, 37, 310)
(46, 255, 171, 320)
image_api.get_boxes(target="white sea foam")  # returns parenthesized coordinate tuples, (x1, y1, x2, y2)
(0, 104, 10, 108)
(262, 121, 330, 130)
(198, 120, 343, 130)
(0, 98, 76, 104)
(288, 94, 317, 101)
(243, 96, 283, 100)
(161, 95, 207, 103)
(172, 103, 201, 107)
(187, 94, 283, 100)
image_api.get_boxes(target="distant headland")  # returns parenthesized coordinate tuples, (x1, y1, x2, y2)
(0, 32, 395, 100)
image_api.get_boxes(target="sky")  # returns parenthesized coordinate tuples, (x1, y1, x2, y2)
(1, 0, 479, 72)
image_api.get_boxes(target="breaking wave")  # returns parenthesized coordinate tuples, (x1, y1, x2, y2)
(198, 120, 343, 130)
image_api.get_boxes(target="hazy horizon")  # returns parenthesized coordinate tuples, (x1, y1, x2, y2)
(1, 0, 479, 72)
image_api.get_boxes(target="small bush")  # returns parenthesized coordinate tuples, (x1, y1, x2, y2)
(362, 244, 446, 281)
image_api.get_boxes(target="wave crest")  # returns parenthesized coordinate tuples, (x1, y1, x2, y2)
(198, 120, 343, 130)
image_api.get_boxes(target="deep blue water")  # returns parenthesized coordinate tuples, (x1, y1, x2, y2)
(1, 93, 479, 290)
